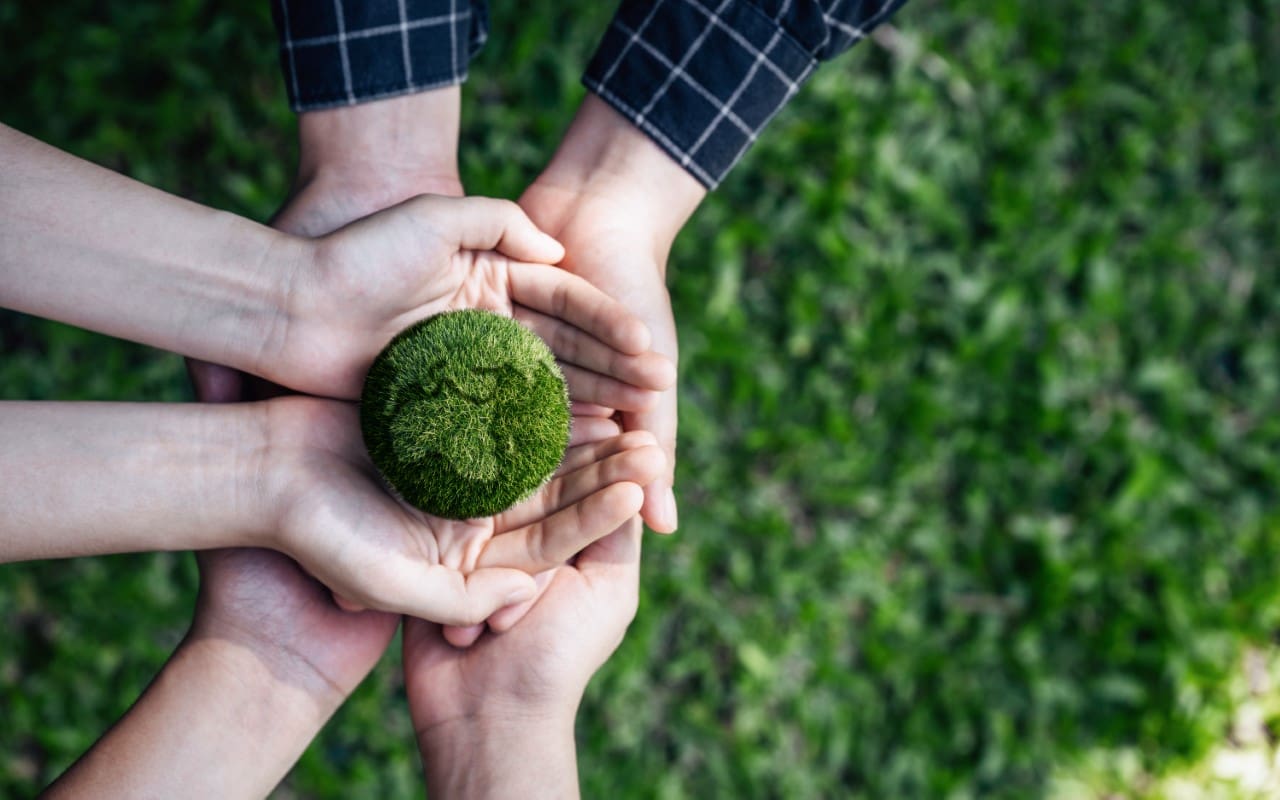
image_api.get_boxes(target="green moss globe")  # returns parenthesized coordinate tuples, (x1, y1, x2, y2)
(360, 309, 570, 519)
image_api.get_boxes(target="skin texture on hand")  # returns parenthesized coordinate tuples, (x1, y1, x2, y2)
(275, 193, 672, 407)
(188, 89, 470, 406)
(0, 119, 671, 409)
(519, 93, 707, 534)
(0, 393, 661, 623)
(265, 396, 663, 623)
(444, 94, 706, 643)
(404, 516, 644, 800)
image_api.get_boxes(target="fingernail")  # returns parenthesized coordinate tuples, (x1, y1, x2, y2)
(663, 487, 679, 532)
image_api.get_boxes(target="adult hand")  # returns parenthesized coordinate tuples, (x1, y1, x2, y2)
(403, 509, 645, 799)
(519, 94, 707, 534)
(261, 397, 664, 624)
(189, 87, 466, 401)
(268, 193, 673, 411)
(441, 96, 705, 644)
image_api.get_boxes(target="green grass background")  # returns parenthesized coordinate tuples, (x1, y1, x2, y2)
(2, 1, 1279, 796)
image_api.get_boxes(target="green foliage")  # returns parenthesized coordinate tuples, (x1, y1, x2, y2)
(2, 0, 1279, 797)
(361, 310, 570, 520)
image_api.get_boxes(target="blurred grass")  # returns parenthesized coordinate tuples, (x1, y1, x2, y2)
(2, 0, 1279, 797)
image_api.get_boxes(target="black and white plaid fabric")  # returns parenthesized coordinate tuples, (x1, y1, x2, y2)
(583, 0, 909, 187)
(270, 0, 907, 187)
(270, 0, 487, 111)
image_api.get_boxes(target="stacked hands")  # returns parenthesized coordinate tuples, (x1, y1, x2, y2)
(0, 89, 706, 798)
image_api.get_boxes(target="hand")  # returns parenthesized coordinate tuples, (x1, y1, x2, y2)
(263, 396, 664, 624)
(190, 548, 399, 713)
(403, 511, 645, 799)
(189, 87, 467, 400)
(248, 193, 668, 412)
(519, 94, 707, 533)
(438, 95, 704, 644)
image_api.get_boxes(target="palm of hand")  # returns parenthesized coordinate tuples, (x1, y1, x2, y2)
(271, 398, 660, 623)
(289, 204, 529, 400)
(402, 522, 642, 731)
(519, 185, 680, 531)
(271, 399, 518, 610)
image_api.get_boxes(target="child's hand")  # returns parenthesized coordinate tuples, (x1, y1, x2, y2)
(259, 195, 675, 407)
(259, 397, 666, 624)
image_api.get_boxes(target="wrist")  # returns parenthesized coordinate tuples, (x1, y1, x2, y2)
(294, 88, 463, 206)
(184, 610, 348, 725)
(530, 93, 705, 243)
(418, 712, 580, 800)
(204, 223, 317, 385)
(218, 400, 281, 548)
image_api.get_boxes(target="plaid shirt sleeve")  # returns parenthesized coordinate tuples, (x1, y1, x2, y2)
(583, 0, 909, 188)
(270, 0, 489, 112)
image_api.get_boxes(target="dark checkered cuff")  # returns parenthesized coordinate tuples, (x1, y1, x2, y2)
(271, 0, 488, 112)
(583, 0, 907, 188)
(583, 1, 814, 189)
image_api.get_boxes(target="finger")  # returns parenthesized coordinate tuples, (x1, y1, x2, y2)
(497, 437, 665, 531)
(625, 392, 678, 533)
(442, 623, 485, 649)
(579, 516, 644, 576)
(508, 265, 651, 354)
(372, 565, 536, 626)
(560, 363, 660, 412)
(572, 402, 616, 418)
(574, 519, 645, 632)
(413, 195, 564, 264)
(333, 592, 367, 613)
(186, 359, 244, 403)
(515, 307, 676, 391)
(570, 415, 622, 445)
(556, 430, 659, 476)
(477, 482, 645, 573)
(487, 567, 559, 633)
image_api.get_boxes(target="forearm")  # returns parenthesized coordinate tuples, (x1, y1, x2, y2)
(44, 632, 336, 799)
(0, 402, 271, 561)
(0, 124, 306, 373)
(418, 715, 580, 800)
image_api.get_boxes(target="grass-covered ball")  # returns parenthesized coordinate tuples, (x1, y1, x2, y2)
(360, 309, 570, 520)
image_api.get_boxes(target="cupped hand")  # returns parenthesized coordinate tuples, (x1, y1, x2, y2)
(519, 182, 683, 533)
(261, 194, 674, 409)
(515, 94, 708, 534)
(403, 514, 644, 740)
(262, 396, 665, 625)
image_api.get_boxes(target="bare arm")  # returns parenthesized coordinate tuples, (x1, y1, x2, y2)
(0, 124, 303, 377)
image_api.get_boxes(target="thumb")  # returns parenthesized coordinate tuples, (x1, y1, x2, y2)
(414, 195, 565, 264)
(399, 566, 538, 627)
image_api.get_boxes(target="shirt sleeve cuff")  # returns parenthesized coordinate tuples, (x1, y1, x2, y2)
(582, 0, 817, 189)
(273, 0, 488, 113)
